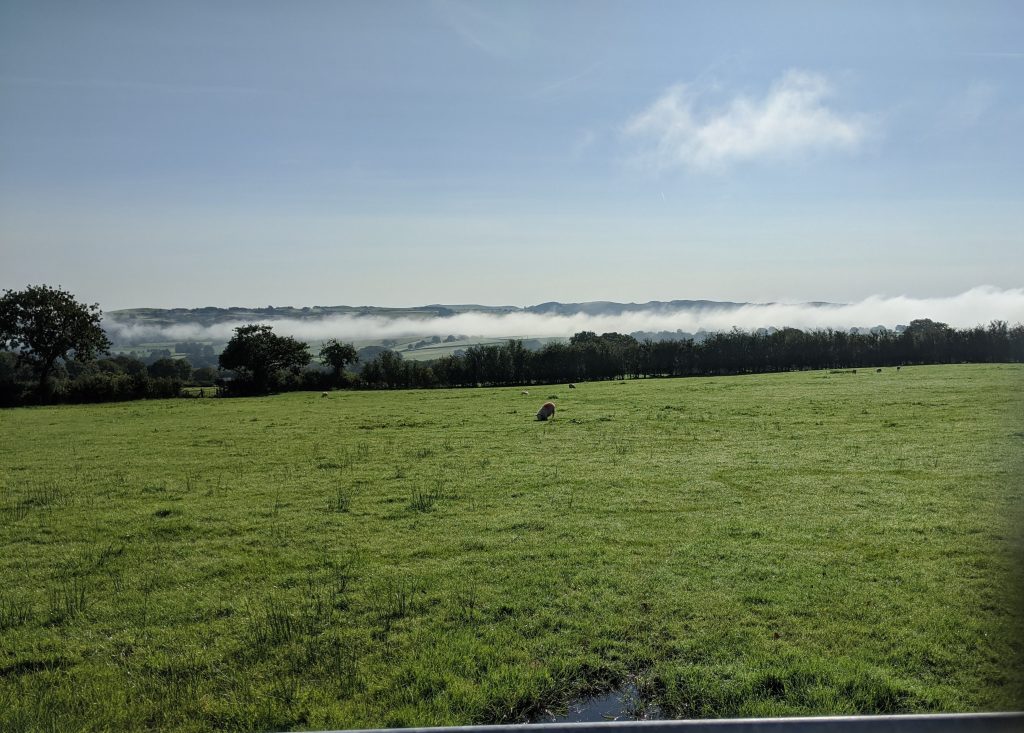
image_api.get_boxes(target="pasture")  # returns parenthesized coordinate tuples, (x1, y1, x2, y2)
(1, 364, 1022, 732)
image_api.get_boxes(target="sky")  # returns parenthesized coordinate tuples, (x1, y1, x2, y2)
(1, 1, 1022, 311)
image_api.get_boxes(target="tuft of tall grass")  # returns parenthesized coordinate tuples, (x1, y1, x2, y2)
(3, 482, 68, 522)
(47, 578, 87, 625)
(248, 597, 297, 653)
(452, 584, 479, 624)
(0, 595, 34, 630)
(408, 485, 441, 512)
(374, 578, 424, 623)
(183, 469, 200, 493)
(327, 486, 352, 513)
(329, 638, 363, 695)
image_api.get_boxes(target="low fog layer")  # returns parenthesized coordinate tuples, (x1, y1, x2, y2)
(105, 286, 1024, 344)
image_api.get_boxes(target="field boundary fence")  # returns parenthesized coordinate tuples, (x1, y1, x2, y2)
(295, 712, 1023, 733)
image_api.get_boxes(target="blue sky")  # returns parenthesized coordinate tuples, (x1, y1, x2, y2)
(1, 1, 1022, 309)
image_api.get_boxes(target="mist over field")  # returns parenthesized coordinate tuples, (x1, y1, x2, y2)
(104, 286, 1024, 344)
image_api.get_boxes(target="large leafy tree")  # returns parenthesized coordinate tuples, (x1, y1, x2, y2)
(319, 339, 358, 381)
(0, 284, 111, 394)
(218, 324, 310, 393)
(147, 357, 192, 381)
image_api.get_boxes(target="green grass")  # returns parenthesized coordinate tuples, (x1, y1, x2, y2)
(1, 364, 1022, 731)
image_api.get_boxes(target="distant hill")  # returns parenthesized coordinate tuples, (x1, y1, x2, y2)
(107, 299, 766, 326)
(524, 299, 750, 316)
(106, 303, 515, 327)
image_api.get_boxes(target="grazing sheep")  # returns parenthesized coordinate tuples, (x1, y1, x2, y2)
(536, 402, 556, 421)
(321, 391, 329, 398)
(568, 383, 576, 389)
(521, 390, 529, 396)
(876, 368, 882, 373)
(896, 366, 901, 371)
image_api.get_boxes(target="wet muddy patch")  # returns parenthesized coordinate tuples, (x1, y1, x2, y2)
(530, 683, 663, 723)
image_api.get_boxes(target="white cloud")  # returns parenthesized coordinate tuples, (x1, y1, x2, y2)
(624, 70, 867, 171)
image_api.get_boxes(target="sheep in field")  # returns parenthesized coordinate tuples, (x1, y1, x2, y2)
(536, 402, 556, 421)
(568, 383, 576, 389)
(321, 392, 329, 398)
(521, 390, 529, 395)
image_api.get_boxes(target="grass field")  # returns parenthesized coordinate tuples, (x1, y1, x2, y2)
(1, 365, 1022, 732)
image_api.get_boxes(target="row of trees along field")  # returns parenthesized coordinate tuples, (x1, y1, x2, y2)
(2, 284, 1024, 405)
(357, 321, 1024, 388)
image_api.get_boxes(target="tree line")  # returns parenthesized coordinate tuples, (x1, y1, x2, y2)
(2, 284, 1023, 406)
(354, 321, 1024, 389)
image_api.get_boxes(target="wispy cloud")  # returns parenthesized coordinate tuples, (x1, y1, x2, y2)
(949, 80, 997, 126)
(104, 287, 1024, 345)
(0, 75, 267, 96)
(624, 70, 868, 171)
(960, 52, 1024, 59)
(571, 128, 598, 158)
(532, 62, 602, 97)
(433, 0, 529, 59)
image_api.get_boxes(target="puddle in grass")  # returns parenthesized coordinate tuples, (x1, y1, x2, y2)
(530, 683, 663, 723)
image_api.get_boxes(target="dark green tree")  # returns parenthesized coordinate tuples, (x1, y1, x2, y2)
(218, 324, 310, 393)
(377, 350, 405, 387)
(147, 357, 192, 381)
(319, 339, 359, 381)
(191, 366, 219, 386)
(0, 284, 111, 395)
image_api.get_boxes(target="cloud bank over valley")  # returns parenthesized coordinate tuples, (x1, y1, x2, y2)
(103, 287, 1024, 346)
